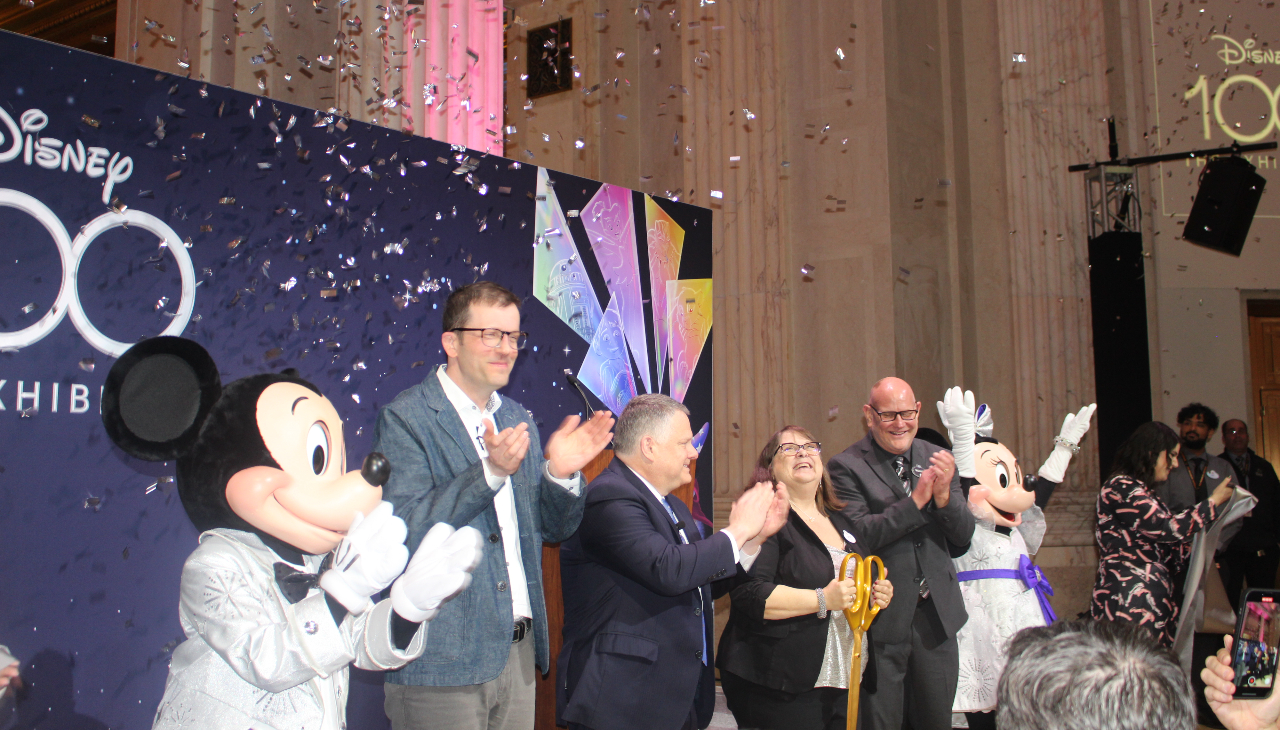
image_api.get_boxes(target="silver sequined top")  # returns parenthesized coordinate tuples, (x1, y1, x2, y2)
(814, 546, 869, 689)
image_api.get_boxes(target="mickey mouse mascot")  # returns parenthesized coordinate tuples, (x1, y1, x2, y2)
(102, 336, 482, 730)
(936, 387, 1095, 729)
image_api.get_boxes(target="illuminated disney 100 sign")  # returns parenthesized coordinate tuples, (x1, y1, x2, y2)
(1180, 35, 1280, 145)
(1214, 35, 1280, 67)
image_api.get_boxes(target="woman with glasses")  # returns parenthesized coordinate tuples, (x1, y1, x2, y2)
(717, 425, 893, 730)
(1091, 421, 1234, 646)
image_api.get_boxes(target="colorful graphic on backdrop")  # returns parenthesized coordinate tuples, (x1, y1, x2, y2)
(534, 167, 603, 342)
(666, 278, 713, 403)
(645, 195, 685, 391)
(582, 183, 651, 393)
(575, 294, 638, 415)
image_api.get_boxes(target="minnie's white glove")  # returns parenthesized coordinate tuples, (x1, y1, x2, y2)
(937, 387, 977, 478)
(1038, 403, 1098, 483)
(390, 522, 484, 623)
(319, 501, 409, 615)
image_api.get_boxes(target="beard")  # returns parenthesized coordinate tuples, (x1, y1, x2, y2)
(1182, 434, 1208, 451)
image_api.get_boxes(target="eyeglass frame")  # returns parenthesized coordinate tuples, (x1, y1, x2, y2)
(774, 441, 822, 458)
(449, 327, 530, 350)
(868, 405, 920, 423)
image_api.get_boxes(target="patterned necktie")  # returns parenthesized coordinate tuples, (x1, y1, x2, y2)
(1232, 454, 1250, 487)
(663, 497, 708, 666)
(893, 456, 911, 494)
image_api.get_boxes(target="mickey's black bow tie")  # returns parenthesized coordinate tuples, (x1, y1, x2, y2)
(273, 554, 333, 604)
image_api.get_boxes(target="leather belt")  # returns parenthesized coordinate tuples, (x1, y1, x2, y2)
(513, 616, 532, 643)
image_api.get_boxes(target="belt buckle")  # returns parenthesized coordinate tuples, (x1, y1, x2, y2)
(512, 617, 531, 643)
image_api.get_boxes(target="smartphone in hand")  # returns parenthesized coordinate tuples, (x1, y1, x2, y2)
(1231, 588, 1280, 699)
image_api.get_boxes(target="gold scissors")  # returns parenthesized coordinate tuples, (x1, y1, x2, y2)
(839, 552, 885, 729)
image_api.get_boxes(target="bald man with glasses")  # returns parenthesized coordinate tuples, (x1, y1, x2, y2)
(828, 377, 975, 730)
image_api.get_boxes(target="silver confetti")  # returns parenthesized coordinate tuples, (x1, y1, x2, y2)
(78, 358, 95, 372)
(800, 263, 815, 275)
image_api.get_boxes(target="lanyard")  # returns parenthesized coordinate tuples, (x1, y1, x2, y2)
(1185, 459, 1206, 490)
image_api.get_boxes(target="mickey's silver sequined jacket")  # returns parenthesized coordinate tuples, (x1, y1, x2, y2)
(152, 529, 425, 730)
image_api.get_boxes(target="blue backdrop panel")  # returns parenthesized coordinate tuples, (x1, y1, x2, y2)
(0, 31, 712, 729)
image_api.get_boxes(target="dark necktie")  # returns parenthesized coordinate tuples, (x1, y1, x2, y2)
(1232, 454, 1251, 488)
(1191, 459, 1208, 503)
(893, 456, 911, 494)
(663, 496, 708, 666)
(893, 455, 930, 598)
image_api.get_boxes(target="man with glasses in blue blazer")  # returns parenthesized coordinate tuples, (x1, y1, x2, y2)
(375, 281, 615, 730)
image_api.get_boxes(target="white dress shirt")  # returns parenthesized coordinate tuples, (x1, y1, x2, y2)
(628, 467, 758, 572)
(436, 366, 580, 621)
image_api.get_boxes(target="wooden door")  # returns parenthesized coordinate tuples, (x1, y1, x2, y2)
(1248, 305, 1280, 468)
(534, 453, 699, 730)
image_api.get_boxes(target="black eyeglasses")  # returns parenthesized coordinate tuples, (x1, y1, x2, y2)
(451, 328, 529, 350)
(869, 406, 919, 423)
(775, 442, 822, 458)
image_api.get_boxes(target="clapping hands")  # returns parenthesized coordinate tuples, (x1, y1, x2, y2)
(912, 450, 957, 509)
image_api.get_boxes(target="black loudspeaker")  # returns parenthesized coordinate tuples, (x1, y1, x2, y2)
(1088, 231, 1153, 483)
(1183, 155, 1267, 256)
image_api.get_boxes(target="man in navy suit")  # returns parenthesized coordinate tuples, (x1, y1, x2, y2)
(558, 394, 788, 730)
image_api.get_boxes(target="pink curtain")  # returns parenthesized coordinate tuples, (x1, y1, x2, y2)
(399, 0, 504, 153)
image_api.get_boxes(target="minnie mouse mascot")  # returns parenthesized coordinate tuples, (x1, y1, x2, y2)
(936, 387, 1095, 729)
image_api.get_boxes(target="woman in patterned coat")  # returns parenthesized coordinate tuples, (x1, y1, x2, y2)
(1091, 421, 1234, 645)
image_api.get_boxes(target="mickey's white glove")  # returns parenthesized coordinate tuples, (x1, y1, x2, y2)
(937, 386, 978, 478)
(319, 501, 409, 615)
(1038, 403, 1098, 483)
(391, 522, 484, 623)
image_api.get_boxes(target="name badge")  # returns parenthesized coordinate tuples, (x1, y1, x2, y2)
(843, 530, 857, 544)
(912, 464, 925, 477)
(1208, 470, 1220, 480)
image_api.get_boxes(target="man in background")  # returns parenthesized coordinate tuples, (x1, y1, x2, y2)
(1218, 419, 1280, 611)
(1158, 403, 1235, 512)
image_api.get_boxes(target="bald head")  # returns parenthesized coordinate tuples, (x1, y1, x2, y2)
(868, 377, 916, 408)
(864, 377, 921, 455)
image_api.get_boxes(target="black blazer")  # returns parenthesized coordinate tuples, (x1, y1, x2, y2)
(716, 508, 877, 694)
(1222, 449, 1280, 552)
(827, 435, 975, 644)
(557, 459, 742, 730)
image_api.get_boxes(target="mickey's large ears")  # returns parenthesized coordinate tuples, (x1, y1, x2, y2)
(102, 336, 221, 461)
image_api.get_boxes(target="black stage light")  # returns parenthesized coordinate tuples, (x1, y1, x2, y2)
(1183, 155, 1266, 256)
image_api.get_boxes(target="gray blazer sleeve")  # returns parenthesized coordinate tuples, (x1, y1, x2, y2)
(374, 407, 499, 551)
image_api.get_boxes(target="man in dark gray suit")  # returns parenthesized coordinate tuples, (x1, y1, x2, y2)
(828, 377, 975, 730)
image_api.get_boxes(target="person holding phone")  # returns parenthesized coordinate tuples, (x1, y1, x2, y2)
(1091, 421, 1234, 646)
(1204, 634, 1280, 730)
